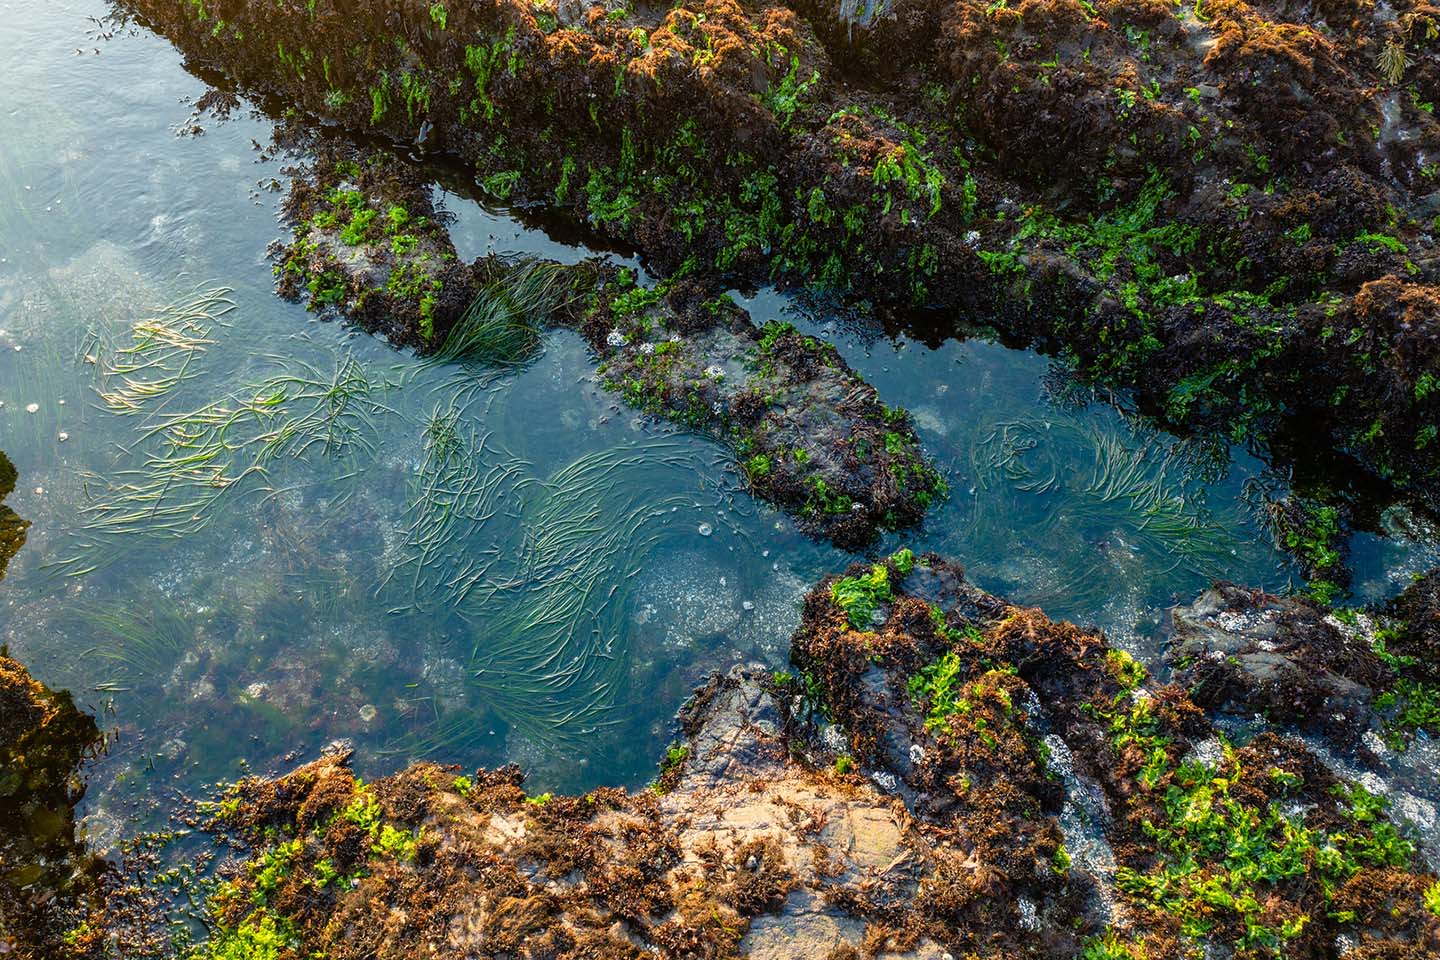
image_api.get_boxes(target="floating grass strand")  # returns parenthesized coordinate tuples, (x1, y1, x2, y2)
(90, 286, 233, 416)
(52, 356, 393, 576)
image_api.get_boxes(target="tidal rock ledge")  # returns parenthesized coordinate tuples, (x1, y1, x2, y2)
(188, 555, 1440, 959)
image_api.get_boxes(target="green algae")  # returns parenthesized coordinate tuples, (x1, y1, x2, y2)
(0, 452, 27, 582)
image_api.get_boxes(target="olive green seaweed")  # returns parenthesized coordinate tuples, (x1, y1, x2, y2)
(89, 286, 234, 416)
(53, 355, 396, 576)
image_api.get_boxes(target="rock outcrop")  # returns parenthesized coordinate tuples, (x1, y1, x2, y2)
(187, 555, 1440, 959)
(0, 451, 28, 582)
(1169, 573, 1440, 755)
(117, 0, 1440, 510)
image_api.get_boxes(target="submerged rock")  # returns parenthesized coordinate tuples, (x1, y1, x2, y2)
(0, 654, 105, 959)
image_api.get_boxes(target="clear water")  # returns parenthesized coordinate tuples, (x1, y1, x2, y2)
(0, 0, 1428, 845)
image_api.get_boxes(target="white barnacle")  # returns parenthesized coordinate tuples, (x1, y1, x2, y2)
(606, 329, 627, 348)
(870, 769, 898, 792)
(704, 364, 725, 380)
(639, 342, 655, 355)
(964, 229, 981, 247)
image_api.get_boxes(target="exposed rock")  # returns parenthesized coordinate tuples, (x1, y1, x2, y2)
(1169, 574, 1440, 756)
(1168, 582, 1386, 745)
(0, 451, 27, 581)
(117, 0, 1440, 512)
(183, 556, 1440, 959)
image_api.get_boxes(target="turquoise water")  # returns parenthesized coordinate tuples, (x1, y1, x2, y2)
(0, 0, 1429, 844)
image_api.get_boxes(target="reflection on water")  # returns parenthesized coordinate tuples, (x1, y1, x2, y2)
(0, 0, 1431, 845)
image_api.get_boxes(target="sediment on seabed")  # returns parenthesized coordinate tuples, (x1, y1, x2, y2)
(117, 0, 1440, 511)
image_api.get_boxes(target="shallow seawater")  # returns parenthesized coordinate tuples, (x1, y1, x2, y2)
(0, 0, 1431, 844)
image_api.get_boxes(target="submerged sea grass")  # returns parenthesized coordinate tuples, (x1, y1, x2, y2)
(457, 443, 703, 746)
(429, 260, 577, 368)
(966, 414, 1239, 604)
(53, 355, 393, 576)
(59, 596, 194, 699)
(378, 417, 711, 751)
(379, 401, 533, 612)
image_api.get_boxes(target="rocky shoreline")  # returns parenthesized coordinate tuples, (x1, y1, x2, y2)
(99, 554, 1440, 959)
(115, 0, 1440, 512)
(5, 1, 1440, 956)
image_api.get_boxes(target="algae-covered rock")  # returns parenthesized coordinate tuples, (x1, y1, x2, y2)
(1169, 572, 1440, 756)
(0, 654, 105, 958)
(118, 0, 1440, 512)
(586, 273, 946, 547)
(189, 556, 1440, 958)
(0, 451, 28, 582)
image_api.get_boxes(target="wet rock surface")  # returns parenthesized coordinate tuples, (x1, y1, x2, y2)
(275, 150, 943, 547)
(0, 458, 104, 956)
(1168, 582, 1387, 745)
(118, 0, 1440, 513)
(1169, 573, 1440, 757)
(168, 556, 1440, 959)
(0, 452, 27, 582)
